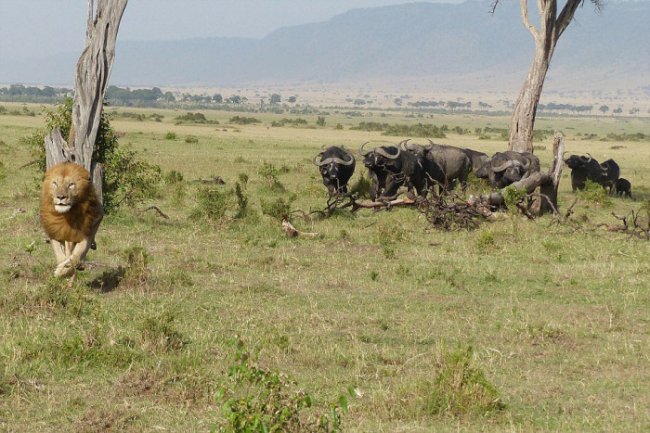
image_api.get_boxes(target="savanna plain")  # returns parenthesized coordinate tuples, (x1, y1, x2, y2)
(0, 101, 649, 432)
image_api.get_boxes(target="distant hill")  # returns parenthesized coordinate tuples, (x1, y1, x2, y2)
(1, 1, 649, 94)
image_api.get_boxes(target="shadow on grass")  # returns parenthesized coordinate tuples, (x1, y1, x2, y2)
(88, 266, 126, 293)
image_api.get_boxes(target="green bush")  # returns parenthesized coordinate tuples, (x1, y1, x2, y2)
(191, 187, 230, 221)
(164, 170, 184, 184)
(422, 345, 504, 418)
(21, 98, 161, 214)
(174, 112, 217, 124)
(578, 179, 612, 207)
(213, 339, 349, 433)
(164, 131, 177, 140)
(185, 135, 199, 144)
(229, 116, 261, 125)
(260, 197, 294, 220)
(257, 163, 285, 191)
(271, 118, 308, 127)
(139, 310, 188, 353)
(103, 145, 162, 213)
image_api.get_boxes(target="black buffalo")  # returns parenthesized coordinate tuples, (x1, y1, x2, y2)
(485, 151, 540, 188)
(614, 177, 632, 198)
(359, 141, 429, 200)
(313, 146, 355, 196)
(600, 159, 620, 193)
(462, 148, 490, 176)
(564, 154, 618, 192)
(403, 140, 471, 192)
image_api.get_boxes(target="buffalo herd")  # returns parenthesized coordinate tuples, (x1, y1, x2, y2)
(313, 141, 632, 201)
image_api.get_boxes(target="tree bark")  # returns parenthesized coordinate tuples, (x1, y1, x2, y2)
(507, 0, 595, 152)
(44, 0, 128, 187)
(508, 52, 551, 152)
(71, 0, 128, 172)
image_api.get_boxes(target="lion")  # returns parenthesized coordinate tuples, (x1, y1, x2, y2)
(40, 162, 103, 277)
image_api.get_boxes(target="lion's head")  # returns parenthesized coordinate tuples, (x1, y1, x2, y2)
(44, 162, 91, 213)
(40, 162, 102, 243)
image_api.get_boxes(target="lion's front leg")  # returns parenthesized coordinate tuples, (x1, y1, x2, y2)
(54, 239, 93, 278)
(50, 240, 68, 266)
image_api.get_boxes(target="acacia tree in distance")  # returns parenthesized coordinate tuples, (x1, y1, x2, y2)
(492, 0, 602, 152)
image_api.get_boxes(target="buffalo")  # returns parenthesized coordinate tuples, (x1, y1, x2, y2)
(359, 141, 429, 200)
(402, 140, 471, 192)
(313, 146, 355, 196)
(600, 159, 620, 193)
(614, 177, 632, 198)
(485, 151, 540, 188)
(564, 154, 619, 192)
(462, 148, 490, 175)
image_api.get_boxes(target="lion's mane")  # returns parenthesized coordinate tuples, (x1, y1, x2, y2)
(40, 162, 102, 243)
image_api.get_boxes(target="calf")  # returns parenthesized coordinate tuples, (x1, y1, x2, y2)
(614, 177, 632, 198)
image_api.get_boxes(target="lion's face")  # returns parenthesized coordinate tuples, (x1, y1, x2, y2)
(44, 163, 92, 214)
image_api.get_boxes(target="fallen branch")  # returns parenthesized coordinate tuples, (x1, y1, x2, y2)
(421, 193, 486, 231)
(142, 205, 169, 219)
(352, 197, 416, 210)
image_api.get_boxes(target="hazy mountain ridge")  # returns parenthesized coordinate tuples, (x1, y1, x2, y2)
(1, 1, 648, 93)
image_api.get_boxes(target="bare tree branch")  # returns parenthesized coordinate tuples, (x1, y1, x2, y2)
(556, 0, 583, 38)
(520, 0, 539, 39)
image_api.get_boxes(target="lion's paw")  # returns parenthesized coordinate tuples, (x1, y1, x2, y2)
(54, 259, 75, 278)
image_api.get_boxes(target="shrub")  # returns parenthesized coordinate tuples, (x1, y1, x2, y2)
(164, 131, 177, 140)
(139, 310, 188, 353)
(174, 112, 217, 124)
(270, 118, 308, 127)
(260, 197, 294, 220)
(229, 116, 261, 125)
(234, 182, 249, 219)
(476, 230, 495, 251)
(213, 339, 349, 433)
(422, 345, 504, 418)
(103, 145, 162, 213)
(22, 98, 161, 214)
(502, 185, 527, 212)
(185, 135, 199, 144)
(164, 170, 184, 184)
(257, 163, 285, 191)
(577, 179, 612, 207)
(121, 246, 150, 283)
(191, 187, 232, 221)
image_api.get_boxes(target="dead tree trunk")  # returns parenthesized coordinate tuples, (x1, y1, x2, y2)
(44, 0, 128, 205)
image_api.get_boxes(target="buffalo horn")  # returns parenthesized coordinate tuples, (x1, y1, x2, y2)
(312, 153, 324, 166)
(492, 160, 514, 172)
(359, 141, 372, 156)
(375, 146, 401, 160)
(332, 154, 355, 166)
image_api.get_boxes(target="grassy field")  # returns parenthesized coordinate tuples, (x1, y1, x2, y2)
(0, 102, 649, 432)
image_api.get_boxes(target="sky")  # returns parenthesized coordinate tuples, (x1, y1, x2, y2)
(0, 0, 461, 60)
